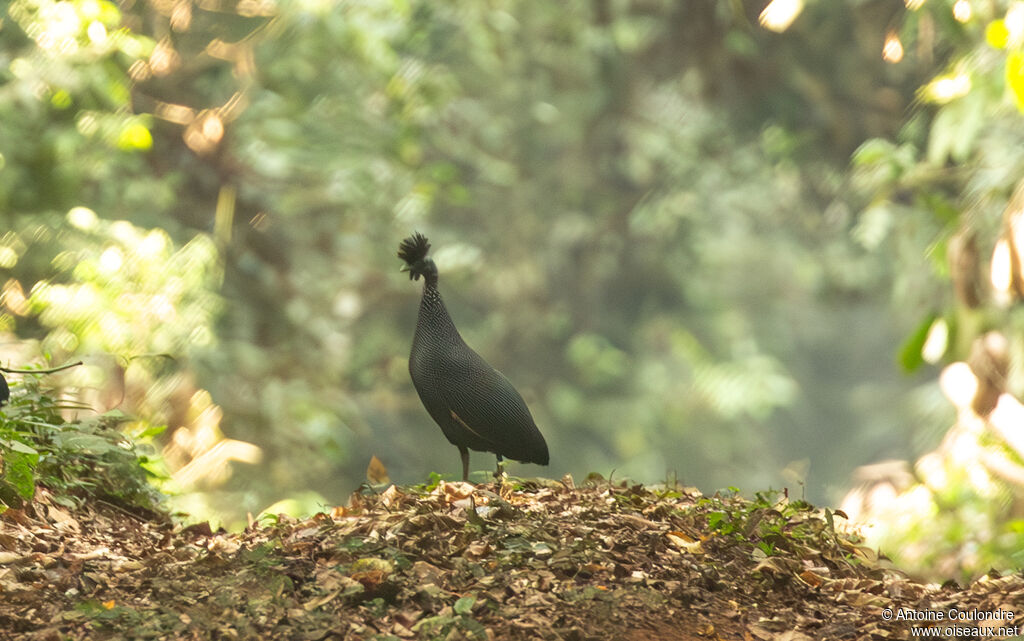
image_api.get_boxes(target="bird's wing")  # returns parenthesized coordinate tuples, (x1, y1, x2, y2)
(437, 349, 547, 464)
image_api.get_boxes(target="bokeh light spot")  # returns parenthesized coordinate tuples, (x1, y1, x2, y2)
(883, 32, 904, 63)
(67, 206, 99, 230)
(117, 123, 153, 151)
(759, 0, 804, 33)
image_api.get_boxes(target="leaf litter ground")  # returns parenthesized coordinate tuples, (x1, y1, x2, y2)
(0, 478, 1021, 640)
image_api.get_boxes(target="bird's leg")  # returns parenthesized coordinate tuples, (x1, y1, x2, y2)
(493, 454, 505, 480)
(460, 446, 470, 482)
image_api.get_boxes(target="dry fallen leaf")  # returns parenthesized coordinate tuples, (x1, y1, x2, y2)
(380, 484, 401, 508)
(666, 530, 705, 554)
(46, 505, 80, 533)
(434, 480, 477, 504)
(366, 455, 390, 485)
(798, 569, 824, 588)
(303, 589, 340, 611)
(0, 551, 26, 565)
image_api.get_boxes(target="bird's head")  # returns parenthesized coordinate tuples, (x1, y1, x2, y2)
(398, 232, 438, 283)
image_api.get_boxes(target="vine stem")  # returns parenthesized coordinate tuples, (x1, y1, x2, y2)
(0, 361, 84, 375)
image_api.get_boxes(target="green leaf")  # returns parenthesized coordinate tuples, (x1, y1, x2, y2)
(412, 614, 456, 634)
(453, 596, 476, 615)
(0, 438, 39, 456)
(2, 448, 39, 500)
(898, 313, 938, 373)
(132, 423, 167, 439)
(707, 511, 727, 529)
(0, 479, 26, 508)
(852, 138, 896, 166)
(425, 471, 442, 490)
(52, 432, 122, 456)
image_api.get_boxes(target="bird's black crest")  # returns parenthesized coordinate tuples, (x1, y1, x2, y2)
(398, 232, 431, 266)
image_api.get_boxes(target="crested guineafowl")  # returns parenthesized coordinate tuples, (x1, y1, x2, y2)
(398, 232, 549, 481)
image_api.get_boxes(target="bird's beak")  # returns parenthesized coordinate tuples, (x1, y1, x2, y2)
(399, 264, 410, 273)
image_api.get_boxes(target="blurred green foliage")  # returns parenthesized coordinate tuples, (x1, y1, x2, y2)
(5, 0, 1020, 584)
(208, 0, 935, 510)
(0, 1, 935, 516)
(844, 0, 1024, 580)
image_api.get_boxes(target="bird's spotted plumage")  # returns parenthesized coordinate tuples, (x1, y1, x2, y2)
(398, 233, 549, 481)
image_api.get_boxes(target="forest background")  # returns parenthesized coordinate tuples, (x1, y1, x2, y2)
(3, 0, 1024, 581)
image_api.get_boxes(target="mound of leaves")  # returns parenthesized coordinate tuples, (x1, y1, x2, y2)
(2, 477, 1022, 640)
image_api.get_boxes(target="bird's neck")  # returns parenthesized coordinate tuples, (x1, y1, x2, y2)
(418, 281, 460, 337)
